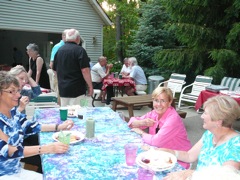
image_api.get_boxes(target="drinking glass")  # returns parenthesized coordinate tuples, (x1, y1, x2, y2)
(124, 143, 138, 166)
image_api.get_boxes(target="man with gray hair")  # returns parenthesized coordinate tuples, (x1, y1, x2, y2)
(53, 28, 93, 106)
(123, 57, 147, 95)
(49, 29, 68, 103)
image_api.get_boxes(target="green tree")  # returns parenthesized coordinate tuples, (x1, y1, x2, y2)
(154, 0, 240, 84)
(128, 0, 175, 77)
(100, 0, 139, 64)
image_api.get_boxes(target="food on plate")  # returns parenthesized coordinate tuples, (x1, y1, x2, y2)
(68, 109, 75, 116)
(141, 155, 173, 167)
(56, 132, 81, 143)
(142, 158, 150, 164)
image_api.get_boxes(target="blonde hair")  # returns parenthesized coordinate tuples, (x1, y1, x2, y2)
(9, 65, 27, 77)
(152, 87, 173, 102)
(203, 95, 240, 127)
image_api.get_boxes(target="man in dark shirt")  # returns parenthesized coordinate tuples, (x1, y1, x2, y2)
(53, 28, 93, 106)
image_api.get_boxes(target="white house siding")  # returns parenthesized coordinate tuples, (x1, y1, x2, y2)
(0, 0, 110, 66)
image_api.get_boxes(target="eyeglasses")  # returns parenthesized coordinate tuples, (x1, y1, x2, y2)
(153, 99, 168, 104)
(2, 89, 21, 95)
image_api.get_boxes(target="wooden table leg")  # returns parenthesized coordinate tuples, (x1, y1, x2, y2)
(128, 105, 134, 118)
(112, 101, 117, 111)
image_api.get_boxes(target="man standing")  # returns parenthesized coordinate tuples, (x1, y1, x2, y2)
(53, 28, 93, 106)
(91, 56, 114, 106)
(49, 29, 68, 69)
(49, 29, 68, 104)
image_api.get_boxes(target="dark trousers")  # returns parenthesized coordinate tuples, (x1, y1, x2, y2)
(106, 86, 114, 105)
(21, 134, 43, 173)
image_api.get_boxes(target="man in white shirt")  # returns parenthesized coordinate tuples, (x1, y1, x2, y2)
(91, 56, 114, 105)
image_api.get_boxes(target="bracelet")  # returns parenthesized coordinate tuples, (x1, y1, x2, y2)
(55, 124, 59, 131)
(174, 150, 179, 159)
(38, 146, 41, 154)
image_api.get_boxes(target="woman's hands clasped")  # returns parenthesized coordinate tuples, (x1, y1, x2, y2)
(143, 118, 155, 127)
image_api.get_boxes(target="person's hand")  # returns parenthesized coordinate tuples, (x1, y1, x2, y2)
(18, 96, 29, 112)
(87, 87, 93, 97)
(144, 118, 155, 127)
(0, 129, 9, 142)
(131, 128, 146, 135)
(58, 120, 74, 131)
(48, 142, 69, 154)
(163, 170, 194, 180)
(107, 64, 113, 69)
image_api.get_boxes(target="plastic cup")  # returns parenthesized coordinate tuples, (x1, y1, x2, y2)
(60, 107, 68, 121)
(124, 143, 138, 166)
(119, 74, 122, 79)
(58, 131, 71, 145)
(80, 99, 88, 107)
(137, 168, 155, 180)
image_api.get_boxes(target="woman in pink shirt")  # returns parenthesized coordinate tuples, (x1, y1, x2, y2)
(128, 87, 191, 169)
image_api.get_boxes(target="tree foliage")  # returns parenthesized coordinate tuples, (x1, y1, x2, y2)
(128, 0, 175, 72)
(154, 0, 240, 84)
(99, 0, 139, 63)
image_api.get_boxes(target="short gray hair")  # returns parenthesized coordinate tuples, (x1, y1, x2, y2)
(66, 29, 80, 42)
(128, 57, 138, 65)
(0, 71, 19, 91)
(26, 43, 39, 52)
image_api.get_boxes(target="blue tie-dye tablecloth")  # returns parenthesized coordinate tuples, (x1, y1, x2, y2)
(34, 107, 184, 180)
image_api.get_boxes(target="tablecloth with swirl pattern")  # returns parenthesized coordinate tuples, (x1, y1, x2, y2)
(34, 107, 184, 180)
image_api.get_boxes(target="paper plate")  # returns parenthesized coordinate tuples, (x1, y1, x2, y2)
(52, 131, 85, 144)
(136, 150, 177, 172)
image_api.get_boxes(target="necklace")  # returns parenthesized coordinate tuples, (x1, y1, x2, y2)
(212, 132, 229, 147)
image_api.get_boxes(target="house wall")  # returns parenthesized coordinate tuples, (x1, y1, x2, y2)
(0, 0, 106, 67)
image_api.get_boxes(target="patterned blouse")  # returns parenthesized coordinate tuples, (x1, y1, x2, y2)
(0, 107, 41, 176)
(197, 130, 240, 170)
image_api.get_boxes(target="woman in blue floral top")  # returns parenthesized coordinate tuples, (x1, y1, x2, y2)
(9, 65, 43, 173)
(0, 72, 74, 179)
(161, 95, 240, 180)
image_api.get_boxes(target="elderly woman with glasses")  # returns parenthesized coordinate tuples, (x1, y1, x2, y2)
(161, 95, 240, 180)
(0, 72, 73, 178)
(128, 87, 191, 169)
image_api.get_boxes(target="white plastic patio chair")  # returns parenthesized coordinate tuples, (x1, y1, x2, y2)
(178, 75, 213, 109)
(91, 89, 101, 107)
(158, 73, 186, 97)
(26, 92, 59, 118)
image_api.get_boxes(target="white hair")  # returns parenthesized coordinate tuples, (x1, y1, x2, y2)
(65, 28, 80, 42)
(192, 166, 240, 180)
(128, 57, 138, 65)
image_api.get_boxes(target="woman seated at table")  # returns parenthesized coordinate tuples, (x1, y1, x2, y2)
(128, 87, 192, 169)
(9, 65, 42, 112)
(9, 66, 44, 173)
(0, 72, 74, 179)
(161, 95, 240, 180)
(120, 57, 131, 76)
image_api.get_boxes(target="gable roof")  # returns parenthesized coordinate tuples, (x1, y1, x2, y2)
(88, 0, 113, 26)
